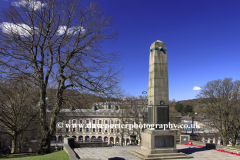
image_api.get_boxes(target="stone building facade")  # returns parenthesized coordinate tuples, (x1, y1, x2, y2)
(54, 101, 148, 145)
(180, 116, 223, 145)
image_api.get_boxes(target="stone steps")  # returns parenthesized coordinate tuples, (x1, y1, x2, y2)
(147, 153, 186, 157)
(129, 151, 147, 159)
(144, 155, 193, 160)
(134, 149, 149, 156)
(130, 150, 193, 160)
(134, 150, 186, 157)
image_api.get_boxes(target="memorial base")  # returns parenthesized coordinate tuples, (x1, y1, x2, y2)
(130, 129, 193, 160)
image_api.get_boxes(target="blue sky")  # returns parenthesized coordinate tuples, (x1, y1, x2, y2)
(1, 0, 240, 101)
(93, 0, 240, 100)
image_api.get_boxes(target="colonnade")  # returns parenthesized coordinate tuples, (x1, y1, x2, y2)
(55, 135, 140, 145)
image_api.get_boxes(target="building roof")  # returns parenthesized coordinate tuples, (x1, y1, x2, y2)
(59, 108, 122, 113)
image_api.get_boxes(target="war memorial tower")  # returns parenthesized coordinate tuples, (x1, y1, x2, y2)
(131, 40, 191, 159)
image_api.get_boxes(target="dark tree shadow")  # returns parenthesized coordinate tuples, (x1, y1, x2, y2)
(179, 147, 212, 154)
(108, 157, 125, 160)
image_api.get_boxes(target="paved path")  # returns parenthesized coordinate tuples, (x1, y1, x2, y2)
(74, 146, 140, 160)
(74, 145, 240, 160)
(177, 145, 240, 160)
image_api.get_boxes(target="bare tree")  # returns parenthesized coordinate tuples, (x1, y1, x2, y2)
(197, 78, 240, 146)
(117, 96, 147, 146)
(0, 0, 121, 154)
(228, 81, 240, 146)
(116, 100, 130, 146)
(229, 105, 240, 146)
(0, 78, 39, 153)
(127, 96, 148, 141)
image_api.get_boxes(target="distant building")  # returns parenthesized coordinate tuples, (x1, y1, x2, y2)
(180, 116, 222, 145)
(54, 101, 148, 145)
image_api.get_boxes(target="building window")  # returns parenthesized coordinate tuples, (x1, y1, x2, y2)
(93, 128, 95, 132)
(99, 120, 101, 124)
(99, 128, 101, 132)
(72, 119, 76, 123)
(117, 120, 119, 124)
(80, 128, 82, 132)
(79, 136, 83, 141)
(117, 129, 119, 133)
(86, 120, 89, 124)
(73, 128, 75, 132)
(86, 128, 89, 132)
(111, 129, 113, 133)
(105, 129, 107, 133)
(105, 120, 108, 124)
(93, 120, 95, 124)
(111, 120, 113, 124)
(205, 138, 208, 143)
(66, 128, 69, 132)
(80, 120, 82, 123)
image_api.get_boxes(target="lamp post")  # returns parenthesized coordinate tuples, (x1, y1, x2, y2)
(191, 113, 197, 141)
(142, 91, 149, 105)
(192, 116, 194, 140)
(142, 91, 148, 98)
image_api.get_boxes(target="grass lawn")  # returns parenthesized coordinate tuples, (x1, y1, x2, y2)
(230, 146, 240, 149)
(0, 150, 69, 160)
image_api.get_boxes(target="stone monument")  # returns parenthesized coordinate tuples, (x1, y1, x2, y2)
(130, 40, 192, 159)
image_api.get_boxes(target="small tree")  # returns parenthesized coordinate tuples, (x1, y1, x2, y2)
(174, 102, 184, 113)
(197, 78, 240, 146)
(116, 95, 147, 146)
(183, 105, 193, 113)
(0, 78, 39, 153)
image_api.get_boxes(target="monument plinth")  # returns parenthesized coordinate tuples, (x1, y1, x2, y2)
(130, 40, 192, 159)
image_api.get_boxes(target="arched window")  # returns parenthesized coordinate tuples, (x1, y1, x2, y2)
(58, 136, 62, 141)
(72, 119, 76, 124)
(104, 137, 108, 142)
(79, 136, 83, 141)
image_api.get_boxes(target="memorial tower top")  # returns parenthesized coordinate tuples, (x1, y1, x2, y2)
(150, 40, 167, 53)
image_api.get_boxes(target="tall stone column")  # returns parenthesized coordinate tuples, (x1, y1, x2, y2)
(130, 40, 191, 159)
(148, 40, 169, 126)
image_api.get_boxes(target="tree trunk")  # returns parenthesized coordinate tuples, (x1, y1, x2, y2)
(232, 131, 239, 146)
(18, 134, 22, 153)
(232, 138, 236, 146)
(38, 78, 65, 154)
(38, 87, 51, 154)
(38, 129, 51, 154)
(222, 136, 227, 146)
(48, 86, 64, 139)
(11, 134, 18, 154)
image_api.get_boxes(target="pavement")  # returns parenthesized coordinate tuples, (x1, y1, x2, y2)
(74, 145, 240, 160)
